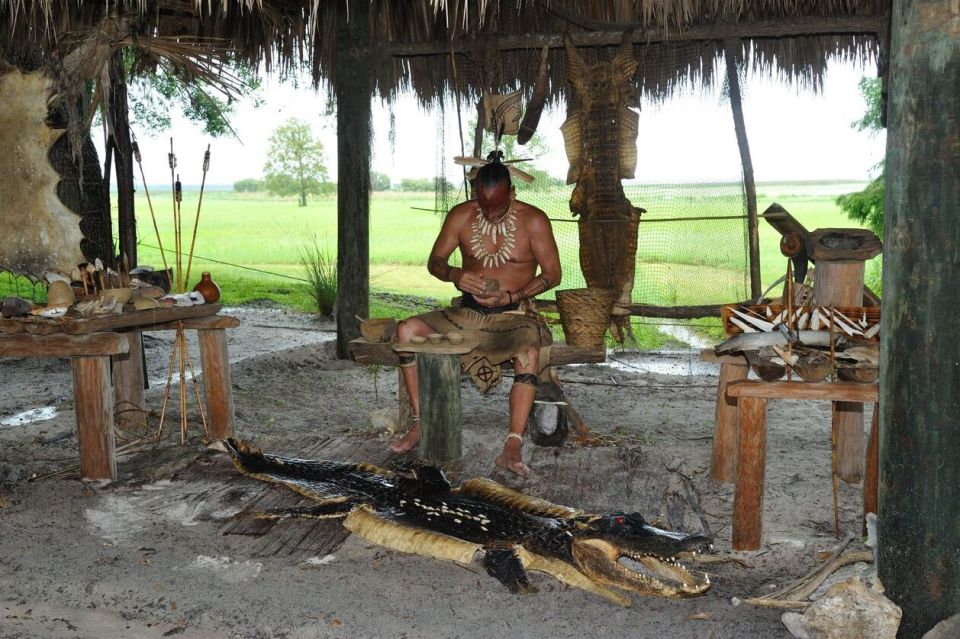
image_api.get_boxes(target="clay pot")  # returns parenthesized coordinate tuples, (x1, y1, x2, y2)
(193, 272, 221, 303)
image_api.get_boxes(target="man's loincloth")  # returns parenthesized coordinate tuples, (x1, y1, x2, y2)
(408, 303, 552, 393)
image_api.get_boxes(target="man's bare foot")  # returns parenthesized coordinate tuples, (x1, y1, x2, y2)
(389, 427, 420, 454)
(494, 436, 530, 478)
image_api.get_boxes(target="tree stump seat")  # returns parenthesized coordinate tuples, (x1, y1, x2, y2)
(348, 338, 605, 463)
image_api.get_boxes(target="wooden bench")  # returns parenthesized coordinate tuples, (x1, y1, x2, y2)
(349, 338, 605, 462)
(0, 313, 239, 480)
(726, 379, 879, 551)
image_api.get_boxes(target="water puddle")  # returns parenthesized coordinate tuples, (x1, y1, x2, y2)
(1, 406, 59, 427)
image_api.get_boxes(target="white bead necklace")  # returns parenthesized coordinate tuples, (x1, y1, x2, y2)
(470, 206, 517, 268)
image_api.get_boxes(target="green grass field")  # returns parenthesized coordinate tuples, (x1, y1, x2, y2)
(2, 179, 878, 345)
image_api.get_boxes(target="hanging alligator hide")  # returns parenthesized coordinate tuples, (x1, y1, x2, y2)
(0, 66, 87, 279)
(561, 34, 644, 340)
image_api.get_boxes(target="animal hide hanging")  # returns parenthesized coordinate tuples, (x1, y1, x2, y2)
(0, 66, 87, 279)
(561, 33, 644, 342)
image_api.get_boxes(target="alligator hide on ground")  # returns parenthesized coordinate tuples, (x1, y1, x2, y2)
(561, 34, 644, 340)
(219, 439, 712, 606)
(0, 64, 108, 280)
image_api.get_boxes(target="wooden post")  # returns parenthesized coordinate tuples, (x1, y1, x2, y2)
(732, 396, 767, 551)
(815, 260, 866, 483)
(879, 3, 960, 635)
(109, 51, 137, 266)
(334, 0, 372, 359)
(198, 328, 235, 440)
(417, 353, 462, 463)
(113, 331, 145, 432)
(724, 38, 761, 299)
(711, 360, 749, 483)
(72, 355, 116, 480)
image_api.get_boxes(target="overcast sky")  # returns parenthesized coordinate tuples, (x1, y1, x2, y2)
(116, 58, 886, 188)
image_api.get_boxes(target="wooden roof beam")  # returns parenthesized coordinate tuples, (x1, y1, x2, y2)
(381, 15, 889, 57)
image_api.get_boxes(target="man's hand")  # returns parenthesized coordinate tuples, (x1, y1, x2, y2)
(455, 270, 488, 297)
(472, 289, 512, 307)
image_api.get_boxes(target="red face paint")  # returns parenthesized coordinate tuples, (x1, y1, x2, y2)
(476, 183, 512, 219)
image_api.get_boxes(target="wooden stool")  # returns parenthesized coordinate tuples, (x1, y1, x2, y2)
(727, 380, 879, 551)
(391, 339, 479, 464)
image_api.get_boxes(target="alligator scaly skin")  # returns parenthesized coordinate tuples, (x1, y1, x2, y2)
(562, 34, 644, 339)
(221, 439, 712, 605)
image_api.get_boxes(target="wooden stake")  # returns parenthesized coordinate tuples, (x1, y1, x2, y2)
(183, 343, 210, 439)
(178, 324, 187, 443)
(832, 409, 841, 538)
(155, 333, 181, 444)
(785, 259, 793, 382)
(184, 145, 211, 289)
(828, 306, 836, 382)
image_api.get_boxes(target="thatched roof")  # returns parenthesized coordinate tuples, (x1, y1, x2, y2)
(1, 0, 888, 105)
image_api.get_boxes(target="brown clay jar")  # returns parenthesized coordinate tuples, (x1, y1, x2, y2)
(192, 272, 221, 303)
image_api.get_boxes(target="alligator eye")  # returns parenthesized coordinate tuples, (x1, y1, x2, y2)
(614, 515, 625, 526)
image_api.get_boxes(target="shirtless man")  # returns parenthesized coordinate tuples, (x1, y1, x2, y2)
(390, 161, 561, 477)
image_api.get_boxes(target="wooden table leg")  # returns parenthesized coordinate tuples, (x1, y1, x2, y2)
(710, 361, 749, 483)
(863, 402, 880, 524)
(833, 400, 864, 483)
(198, 328, 235, 440)
(113, 331, 145, 432)
(72, 355, 116, 480)
(417, 352, 462, 463)
(733, 396, 767, 551)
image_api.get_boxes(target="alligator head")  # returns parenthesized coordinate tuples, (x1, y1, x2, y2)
(570, 512, 712, 598)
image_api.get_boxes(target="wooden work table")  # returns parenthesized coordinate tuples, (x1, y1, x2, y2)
(0, 306, 239, 481)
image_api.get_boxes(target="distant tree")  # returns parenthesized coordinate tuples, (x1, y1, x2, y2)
(233, 178, 265, 192)
(263, 118, 329, 206)
(371, 171, 392, 191)
(837, 78, 884, 237)
(399, 177, 434, 192)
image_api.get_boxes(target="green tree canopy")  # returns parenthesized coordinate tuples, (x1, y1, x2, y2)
(837, 77, 884, 238)
(126, 55, 262, 137)
(263, 118, 330, 206)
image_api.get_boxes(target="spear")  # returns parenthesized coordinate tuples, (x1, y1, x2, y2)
(175, 173, 183, 292)
(133, 137, 171, 291)
(168, 138, 179, 291)
(184, 144, 211, 288)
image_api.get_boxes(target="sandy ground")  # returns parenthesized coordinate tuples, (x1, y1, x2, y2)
(0, 303, 876, 638)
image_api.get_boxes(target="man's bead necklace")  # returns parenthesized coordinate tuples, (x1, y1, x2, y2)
(470, 206, 517, 268)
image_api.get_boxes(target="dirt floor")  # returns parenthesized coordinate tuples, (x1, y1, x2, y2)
(0, 303, 877, 638)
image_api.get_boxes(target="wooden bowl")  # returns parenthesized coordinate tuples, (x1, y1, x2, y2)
(360, 318, 397, 342)
(446, 331, 465, 345)
(838, 367, 879, 383)
(427, 333, 445, 345)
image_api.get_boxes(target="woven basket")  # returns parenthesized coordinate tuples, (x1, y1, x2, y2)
(556, 288, 617, 348)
